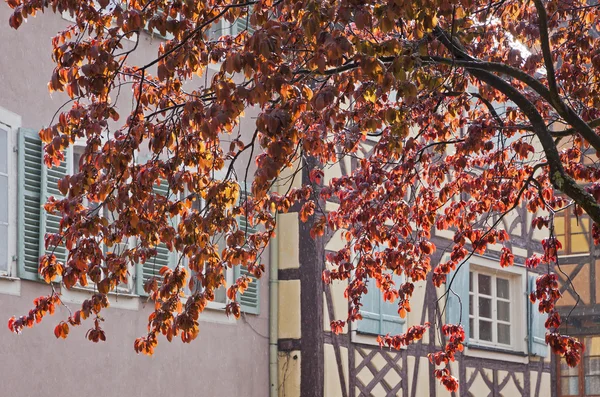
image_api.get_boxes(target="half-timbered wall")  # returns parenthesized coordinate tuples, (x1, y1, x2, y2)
(274, 146, 555, 396)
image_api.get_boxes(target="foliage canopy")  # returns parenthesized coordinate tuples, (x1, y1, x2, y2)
(6, 0, 600, 389)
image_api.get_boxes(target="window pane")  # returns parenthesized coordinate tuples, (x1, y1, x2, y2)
(497, 278, 509, 299)
(0, 224, 7, 272)
(561, 376, 579, 396)
(561, 360, 579, 376)
(479, 297, 492, 319)
(478, 274, 491, 295)
(586, 336, 600, 356)
(0, 175, 7, 223)
(469, 271, 473, 292)
(0, 127, 7, 174)
(214, 285, 227, 303)
(586, 375, 600, 395)
(469, 318, 474, 336)
(586, 357, 600, 376)
(479, 320, 492, 341)
(469, 294, 473, 315)
(497, 323, 510, 345)
(497, 301, 510, 322)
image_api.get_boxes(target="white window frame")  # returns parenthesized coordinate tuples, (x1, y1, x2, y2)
(466, 256, 526, 353)
(0, 107, 21, 278)
(469, 268, 514, 348)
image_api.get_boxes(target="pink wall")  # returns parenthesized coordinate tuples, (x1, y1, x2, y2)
(0, 5, 269, 396)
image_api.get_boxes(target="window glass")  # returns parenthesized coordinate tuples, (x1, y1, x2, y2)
(497, 301, 510, 322)
(469, 270, 512, 347)
(497, 324, 510, 345)
(0, 127, 7, 174)
(0, 176, 7, 223)
(479, 320, 492, 341)
(497, 278, 509, 299)
(561, 376, 579, 396)
(478, 274, 491, 295)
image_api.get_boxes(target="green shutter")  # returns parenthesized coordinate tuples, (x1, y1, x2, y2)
(17, 128, 43, 280)
(136, 178, 177, 295)
(528, 274, 548, 357)
(39, 142, 71, 277)
(357, 244, 405, 335)
(233, 187, 260, 314)
(446, 262, 470, 344)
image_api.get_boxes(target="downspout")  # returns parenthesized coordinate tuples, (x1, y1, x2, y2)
(269, 212, 279, 397)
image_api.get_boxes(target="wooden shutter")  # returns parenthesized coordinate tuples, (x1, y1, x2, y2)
(136, 178, 177, 295)
(0, 125, 8, 273)
(39, 141, 71, 276)
(446, 262, 470, 344)
(17, 128, 43, 280)
(528, 274, 548, 357)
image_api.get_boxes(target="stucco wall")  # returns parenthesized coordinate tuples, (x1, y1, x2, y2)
(0, 5, 269, 396)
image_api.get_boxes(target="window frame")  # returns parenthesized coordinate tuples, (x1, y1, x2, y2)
(0, 107, 21, 278)
(468, 267, 515, 349)
(444, 253, 528, 355)
(0, 106, 21, 279)
(0, 122, 10, 276)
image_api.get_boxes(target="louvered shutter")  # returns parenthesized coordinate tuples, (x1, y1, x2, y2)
(39, 141, 71, 277)
(17, 129, 43, 280)
(357, 245, 405, 335)
(446, 262, 470, 344)
(0, 126, 9, 273)
(528, 274, 548, 357)
(233, 187, 260, 314)
(136, 178, 177, 295)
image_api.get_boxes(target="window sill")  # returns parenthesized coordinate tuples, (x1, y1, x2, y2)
(0, 275, 21, 296)
(61, 286, 140, 311)
(464, 344, 528, 363)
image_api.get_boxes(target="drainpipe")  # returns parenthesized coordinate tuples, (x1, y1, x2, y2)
(269, 212, 279, 397)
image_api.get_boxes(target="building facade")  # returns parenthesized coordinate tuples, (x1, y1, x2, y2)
(0, 4, 596, 397)
(0, 7, 269, 397)
(271, 141, 562, 397)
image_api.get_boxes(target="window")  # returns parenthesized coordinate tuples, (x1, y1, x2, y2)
(559, 336, 600, 397)
(554, 207, 591, 255)
(468, 270, 512, 347)
(445, 257, 547, 355)
(0, 123, 9, 274)
(73, 146, 133, 292)
(184, 193, 232, 308)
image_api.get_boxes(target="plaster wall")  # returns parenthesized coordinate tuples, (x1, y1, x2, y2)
(0, 6, 269, 396)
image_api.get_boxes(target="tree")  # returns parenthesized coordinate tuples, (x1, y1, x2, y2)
(5, 0, 600, 390)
